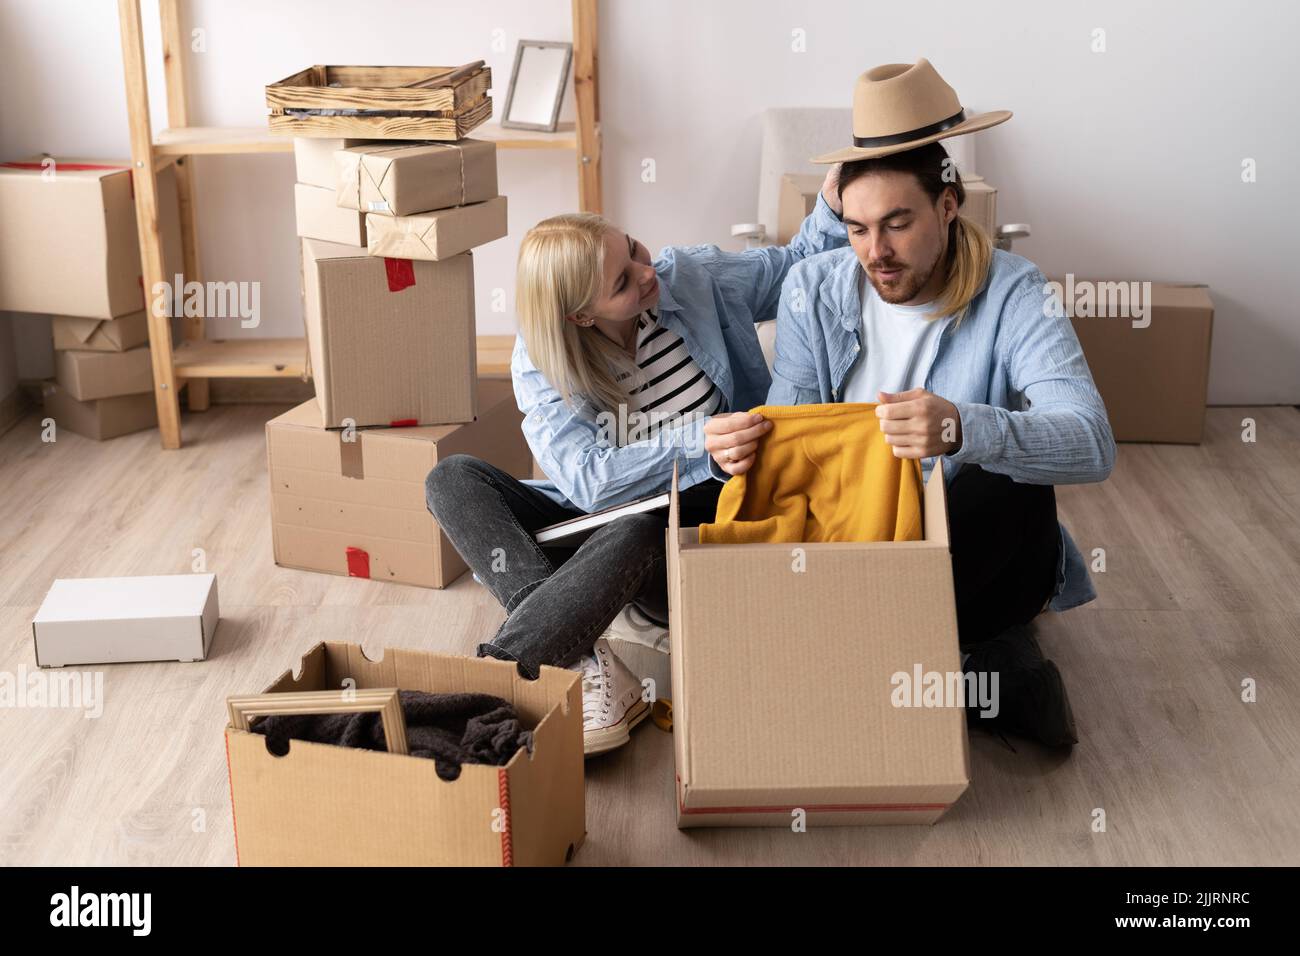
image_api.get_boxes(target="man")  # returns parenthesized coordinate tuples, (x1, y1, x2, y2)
(704, 59, 1115, 750)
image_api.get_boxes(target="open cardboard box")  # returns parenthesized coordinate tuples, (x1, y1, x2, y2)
(225, 641, 586, 866)
(666, 460, 970, 827)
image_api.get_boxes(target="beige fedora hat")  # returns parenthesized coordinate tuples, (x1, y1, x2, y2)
(811, 58, 1011, 164)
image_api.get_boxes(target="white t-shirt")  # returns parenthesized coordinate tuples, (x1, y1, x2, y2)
(840, 269, 946, 403)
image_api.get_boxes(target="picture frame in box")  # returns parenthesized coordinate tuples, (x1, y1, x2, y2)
(227, 688, 409, 755)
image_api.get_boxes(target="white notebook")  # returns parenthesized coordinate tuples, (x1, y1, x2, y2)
(534, 492, 670, 545)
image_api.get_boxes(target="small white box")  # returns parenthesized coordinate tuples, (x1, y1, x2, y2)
(32, 573, 219, 667)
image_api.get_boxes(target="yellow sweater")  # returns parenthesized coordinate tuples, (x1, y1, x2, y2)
(697, 403, 923, 545)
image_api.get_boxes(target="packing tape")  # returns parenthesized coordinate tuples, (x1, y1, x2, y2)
(339, 431, 364, 479)
(433, 142, 469, 207)
(345, 546, 370, 578)
(384, 257, 415, 292)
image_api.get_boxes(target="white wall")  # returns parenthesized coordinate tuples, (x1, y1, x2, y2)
(1, 0, 1296, 403)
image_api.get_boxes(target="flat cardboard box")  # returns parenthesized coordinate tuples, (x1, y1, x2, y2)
(666, 462, 969, 827)
(54, 345, 153, 401)
(776, 173, 824, 245)
(366, 196, 507, 261)
(33, 573, 218, 667)
(335, 139, 498, 216)
(295, 182, 368, 246)
(1059, 279, 1213, 443)
(0, 159, 182, 318)
(52, 310, 150, 352)
(224, 641, 585, 866)
(267, 377, 530, 588)
(40, 381, 157, 440)
(301, 237, 477, 428)
(294, 136, 371, 189)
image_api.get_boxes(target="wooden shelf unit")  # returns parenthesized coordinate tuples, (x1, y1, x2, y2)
(117, 0, 602, 448)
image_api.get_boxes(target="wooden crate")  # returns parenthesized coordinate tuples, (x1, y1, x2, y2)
(266, 64, 493, 140)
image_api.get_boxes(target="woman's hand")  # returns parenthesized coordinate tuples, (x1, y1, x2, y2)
(821, 162, 844, 217)
(704, 412, 773, 476)
(876, 389, 963, 458)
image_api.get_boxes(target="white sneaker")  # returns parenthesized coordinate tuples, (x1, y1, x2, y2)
(605, 603, 670, 652)
(569, 637, 650, 757)
(603, 604, 672, 702)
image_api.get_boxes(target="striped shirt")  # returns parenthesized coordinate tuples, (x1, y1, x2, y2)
(612, 310, 726, 445)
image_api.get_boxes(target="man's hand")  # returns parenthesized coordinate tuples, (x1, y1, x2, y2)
(704, 412, 772, 476)
(821, 162, 844, 217)
(876, 389, 963, 458)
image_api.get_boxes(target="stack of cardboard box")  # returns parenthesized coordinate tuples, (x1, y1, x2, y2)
(0, 159, 183, 439)
(268, 136, 526, 588)
(46, 315, 158, 440)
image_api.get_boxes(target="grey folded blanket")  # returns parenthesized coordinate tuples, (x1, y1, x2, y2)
(251, 690, 533, 781)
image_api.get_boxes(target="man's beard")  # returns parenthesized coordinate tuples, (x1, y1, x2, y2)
(867, 248, 942, 305)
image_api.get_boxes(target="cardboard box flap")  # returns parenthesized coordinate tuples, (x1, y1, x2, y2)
(923, 463, 949, 546)
(668, 458, 682, 549)
(302, 236, 370, 264)
(60, 315, 104, 346)
(254, 641, 576, 727)
(674, 542, 965, 801)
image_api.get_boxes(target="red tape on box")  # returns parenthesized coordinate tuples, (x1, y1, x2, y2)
(384, 257, 415, 292)
(345, 546, 370, 578)
(497, 768, 513, 866)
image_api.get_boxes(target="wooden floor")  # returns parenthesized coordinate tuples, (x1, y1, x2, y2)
(1, 405, 1297, 866)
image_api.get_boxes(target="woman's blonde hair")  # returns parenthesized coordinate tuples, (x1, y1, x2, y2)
(515, 212, 640, 413)
(837, 141, 993, 326)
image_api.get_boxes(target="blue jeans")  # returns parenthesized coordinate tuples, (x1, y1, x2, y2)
(425, 454, 721, 679)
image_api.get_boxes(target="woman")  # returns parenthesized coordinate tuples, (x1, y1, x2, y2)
(426, 165, 848, 756)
